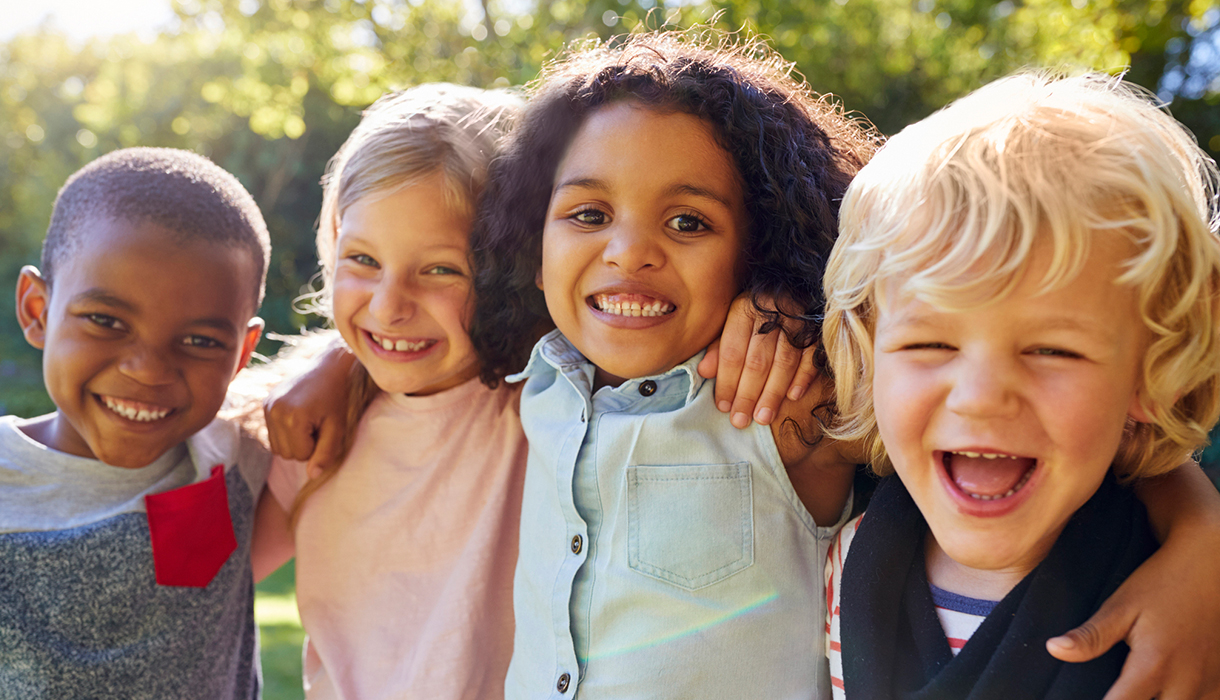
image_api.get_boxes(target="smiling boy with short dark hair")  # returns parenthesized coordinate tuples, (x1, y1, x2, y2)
(1, 147, 270, 699)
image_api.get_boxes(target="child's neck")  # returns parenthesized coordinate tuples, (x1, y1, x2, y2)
(923, 533, 1039, 602)
(593, 367, 626, 391)
(17, 413, 93, 462)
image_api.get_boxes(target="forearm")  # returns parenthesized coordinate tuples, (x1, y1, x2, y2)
(1134, 460, 1220, 543)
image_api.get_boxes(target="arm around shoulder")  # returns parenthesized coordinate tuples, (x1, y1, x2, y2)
(771, 374, 859, 527)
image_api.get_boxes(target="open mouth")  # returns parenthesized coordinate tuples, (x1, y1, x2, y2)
(100, 395, 174, 423)
(589, 293, 676, 318)
(942, 450, 1037, 501)
(368, 332, 436, 353)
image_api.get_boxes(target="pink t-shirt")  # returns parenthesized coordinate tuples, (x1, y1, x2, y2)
(267, 378, 527, 700)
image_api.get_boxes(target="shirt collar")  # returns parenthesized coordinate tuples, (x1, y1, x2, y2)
(509, 330, 708, 407)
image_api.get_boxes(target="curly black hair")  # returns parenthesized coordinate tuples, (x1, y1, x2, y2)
(470, 30, 879, 386)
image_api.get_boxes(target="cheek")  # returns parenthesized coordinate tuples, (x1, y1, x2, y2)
(435, 288, 475, 333)
(539, 229, 569, 296)
(872, 358, 931, 452)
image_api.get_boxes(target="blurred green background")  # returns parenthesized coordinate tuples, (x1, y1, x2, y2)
(1, 0, 1218, 697)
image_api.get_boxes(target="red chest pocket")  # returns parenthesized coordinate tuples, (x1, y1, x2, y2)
(145, 464, 238, 588)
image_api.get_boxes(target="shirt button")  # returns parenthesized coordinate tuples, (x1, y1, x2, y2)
(557, 672, 571, 693)
(639, 380, 657, 397)
(571, 534, 583, 555)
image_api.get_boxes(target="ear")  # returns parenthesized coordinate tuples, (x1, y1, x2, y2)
(535, 266, 544, 291)
(16, 266, 50, 350)
(233, 317, 265, 379)
(1127, 388, 1154, 424)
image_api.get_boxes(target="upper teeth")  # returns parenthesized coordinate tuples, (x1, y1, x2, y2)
(102, 396, 171, 422)
(371, 334, 428, 352)
(955, 451, 1017, 459)
(594, 296, 674, 317)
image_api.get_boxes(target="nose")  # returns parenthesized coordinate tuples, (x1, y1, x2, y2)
(944, 353, 1020, 419)
(118, 343, 177, 387)
(602, 219, 664, 273)
(367, 273, 417, 327)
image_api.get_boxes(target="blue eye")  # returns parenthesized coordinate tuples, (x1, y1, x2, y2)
(425, 265, 463, 276)
(349, 253, 379, 268)
(665, 213, 709, 234)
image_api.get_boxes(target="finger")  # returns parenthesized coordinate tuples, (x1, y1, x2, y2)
(751, 334, 803, 426)
(787, 345, 820, 402)
(1046, 619, 1128, 664)
(728, 328, 778, 429)
(306, 416, 346, 480)
(1046, 590, 1136, 664)
(285, 418, 322, 463)
(263, 403, 281, 458)
(698, 339, 721, 381)
(714, 308, 757, 414)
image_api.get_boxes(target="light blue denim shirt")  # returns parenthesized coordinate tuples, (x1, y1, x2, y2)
(505, 331, 851, 700)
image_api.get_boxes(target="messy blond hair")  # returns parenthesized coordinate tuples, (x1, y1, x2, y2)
(823, 71, 1220, 479)
(292, 84, 519, 522)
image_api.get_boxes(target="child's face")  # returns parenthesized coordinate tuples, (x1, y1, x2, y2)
(540, 101, 748, 386)
(332, 174, 479, 396)
(16, 217, 263, 468)
(871, 238, 1150, 578)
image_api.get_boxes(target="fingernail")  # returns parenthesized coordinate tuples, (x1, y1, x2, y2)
(789, 385, 804, 401)
(1048, 635, 1075, 650)
(718, 401, 731, 413)
(731, 412, 749, 428)
(755, 407, 773, 424)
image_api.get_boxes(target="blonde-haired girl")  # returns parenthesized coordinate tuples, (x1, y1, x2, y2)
(253, 83, 529, 699)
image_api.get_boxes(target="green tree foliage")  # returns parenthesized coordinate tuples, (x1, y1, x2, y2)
(2, 0, 1217, 418)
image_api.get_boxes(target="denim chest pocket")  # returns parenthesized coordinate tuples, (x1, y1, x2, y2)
(626, 462, 754, 590)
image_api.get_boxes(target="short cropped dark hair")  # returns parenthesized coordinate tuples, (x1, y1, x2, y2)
(42, 147, 271, 307)
(470, 30, 879, 385)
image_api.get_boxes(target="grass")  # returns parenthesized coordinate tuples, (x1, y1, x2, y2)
(256, 561, 305, 700)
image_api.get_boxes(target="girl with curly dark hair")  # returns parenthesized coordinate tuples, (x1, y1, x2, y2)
(472, 30, 878, 699)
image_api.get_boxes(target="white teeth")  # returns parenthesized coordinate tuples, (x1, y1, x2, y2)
(966, 467, 1035, 501)
(102, 396, 171, 422)
(954, 451, 1015, 460)
(370, 333, 427, 352)
(593, 296, 675, 317)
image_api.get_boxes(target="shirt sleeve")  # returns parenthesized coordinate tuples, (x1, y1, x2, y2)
(266, 454, 309, 512)
(826, 513, 863, 700)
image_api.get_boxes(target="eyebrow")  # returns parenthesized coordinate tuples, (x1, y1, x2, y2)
(553, 178, 736, 210)
(885, 306, 1114, 338)
(69, 289, 136, 312)
(70, 289, 240, 336)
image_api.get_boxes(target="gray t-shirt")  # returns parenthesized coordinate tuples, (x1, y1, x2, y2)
(0, 415, 269, 700)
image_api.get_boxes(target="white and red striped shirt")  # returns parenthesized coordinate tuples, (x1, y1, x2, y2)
(825, 513, 995, 698)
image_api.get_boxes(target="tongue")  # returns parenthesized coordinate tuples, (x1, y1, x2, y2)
(945, 453, 1035, 498)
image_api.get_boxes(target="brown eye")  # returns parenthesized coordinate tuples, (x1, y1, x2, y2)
(573, 209, 607, 226)
(183, 335, 222, 349)
(665, 213, 708, 234)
